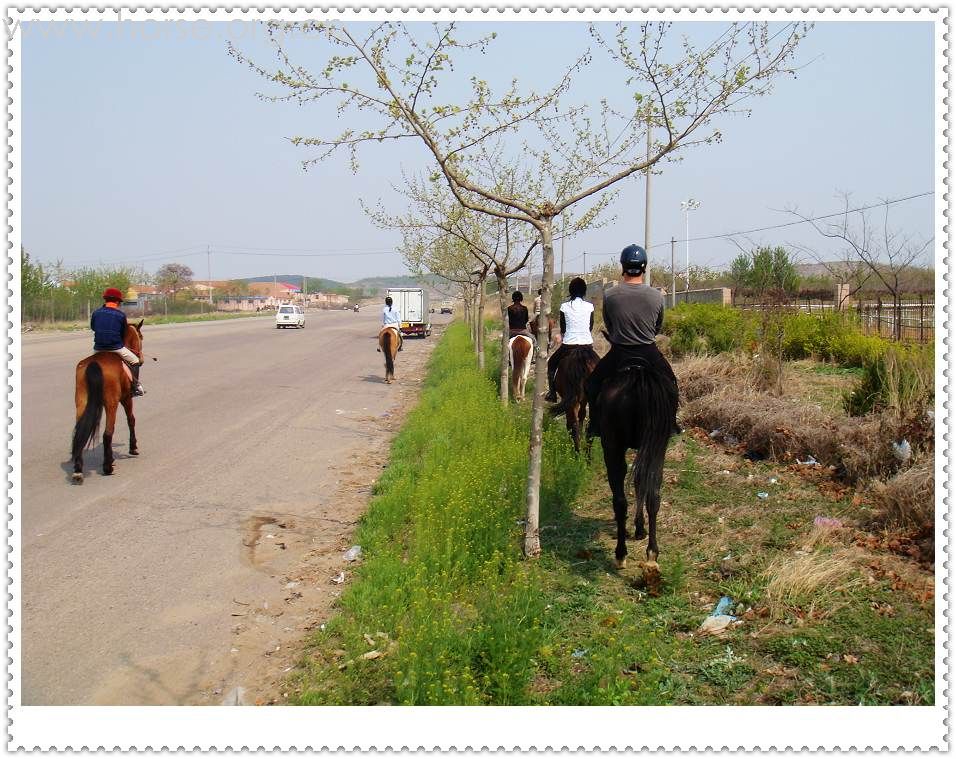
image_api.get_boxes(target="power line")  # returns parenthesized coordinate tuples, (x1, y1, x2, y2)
(558, 191, 933, 266)
(648, 191, 934, 249)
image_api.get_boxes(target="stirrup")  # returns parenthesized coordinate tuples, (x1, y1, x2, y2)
(133, 384, 145, 397)
(545, 390, 558, 403)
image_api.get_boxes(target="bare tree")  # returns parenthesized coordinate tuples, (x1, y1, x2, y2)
(231, 19, 808, 558)
(792, 195, 932, 338)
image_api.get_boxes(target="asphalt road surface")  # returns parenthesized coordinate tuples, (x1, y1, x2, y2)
(18, 308, 446, 704)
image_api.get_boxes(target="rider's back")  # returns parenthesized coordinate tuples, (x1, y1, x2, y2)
(603, 282, 663, 346)
(91, 305, 127, 351)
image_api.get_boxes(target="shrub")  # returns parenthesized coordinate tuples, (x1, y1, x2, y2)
(844, 345, 934, 419)
(782, 312, 825, 359)
(663, 303, 754, 357)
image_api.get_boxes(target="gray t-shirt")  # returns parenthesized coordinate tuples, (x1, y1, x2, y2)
(603, 282, 664, 346)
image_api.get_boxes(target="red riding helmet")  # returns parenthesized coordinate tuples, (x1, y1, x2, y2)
(102, 287, 124, 302)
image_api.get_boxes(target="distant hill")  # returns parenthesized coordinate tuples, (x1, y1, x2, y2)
(239, 273, 456, 298)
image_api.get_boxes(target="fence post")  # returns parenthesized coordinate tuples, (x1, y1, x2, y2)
(919, 294, 925, 342)
(876, 297, 882, 338)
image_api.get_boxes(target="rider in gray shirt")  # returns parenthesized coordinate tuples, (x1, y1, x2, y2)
(586, 243, 680, 438)
(603, 281, 664, 346)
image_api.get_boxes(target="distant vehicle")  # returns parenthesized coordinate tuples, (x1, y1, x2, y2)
(386, 287, 431, 338)
(276, 304, 305, 329)
(439, 300, 453, 315)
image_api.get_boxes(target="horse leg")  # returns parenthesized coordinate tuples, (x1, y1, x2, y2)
(566, 403, 580, 454)
(578, 399, 590, 462)
(603, 442, 629, 569)
(641, 486, 663, 596)
(645, 487, 661, 563)
(102, 402, 117, 475)
(634, 458, 647, 540)
(122, 396, 138, 455)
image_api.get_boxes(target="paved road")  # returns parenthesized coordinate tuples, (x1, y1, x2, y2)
(18, 309, 445, 704)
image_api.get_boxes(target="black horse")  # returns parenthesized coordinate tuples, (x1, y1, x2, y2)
(596, 357, 678, 594)
(549, 344, 600, 455)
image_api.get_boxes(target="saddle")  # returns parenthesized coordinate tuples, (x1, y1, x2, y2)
(616, 356, 653, 373)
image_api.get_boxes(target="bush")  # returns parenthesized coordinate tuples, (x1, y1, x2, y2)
(782, 312, 825, 359)
(662, 304, 754, 357)
(844, 345, 934, 420)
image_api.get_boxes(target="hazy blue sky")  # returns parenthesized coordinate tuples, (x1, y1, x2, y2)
(23, 19, 936, 284)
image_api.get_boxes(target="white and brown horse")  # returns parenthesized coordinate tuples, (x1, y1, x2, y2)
(508, 333, 534, 401)
(378, 326, 401, 384)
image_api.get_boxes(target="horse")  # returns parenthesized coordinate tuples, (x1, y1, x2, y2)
(549, 344, 600, 454)
(71, 320, 143, 483)
(508, 333, 534, 401)
(596, 357, 678, 595)
(378, 326, 401, 384)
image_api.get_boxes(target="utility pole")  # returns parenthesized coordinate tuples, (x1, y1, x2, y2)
(670, 236, 676, 308)
(680, 199, 701, 294)
(644, 116, 652, 285)
(207, 244, 212, 307)
(583, 251, 587, 278)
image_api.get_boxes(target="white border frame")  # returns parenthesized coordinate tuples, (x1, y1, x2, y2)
(5, 7, 949, 751)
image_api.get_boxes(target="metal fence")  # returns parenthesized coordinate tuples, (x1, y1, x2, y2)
(735, 296, 935, 343)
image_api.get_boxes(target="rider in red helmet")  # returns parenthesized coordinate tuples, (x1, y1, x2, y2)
(91, 287, 145, 396)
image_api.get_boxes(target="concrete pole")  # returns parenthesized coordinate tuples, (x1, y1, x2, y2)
(671, 236, 676, 308)
(644, 118, 652, 286)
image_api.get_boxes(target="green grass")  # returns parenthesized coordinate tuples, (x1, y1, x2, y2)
(288, 323, 591, 705)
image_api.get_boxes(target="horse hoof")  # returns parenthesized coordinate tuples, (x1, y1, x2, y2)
(641, 561, 662, 597)
(129, 449, 139, 456)
(635, 528, 646, 540)
(103, 469, 114, 476)
(615, 557, 627, 570)
(71, 473, 83, 484)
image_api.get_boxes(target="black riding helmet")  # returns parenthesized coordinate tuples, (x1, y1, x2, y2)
(620, 244, 648, 276)
(512, 291, 524, 303)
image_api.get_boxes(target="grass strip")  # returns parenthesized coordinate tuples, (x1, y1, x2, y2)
(290, 322, 590, 704)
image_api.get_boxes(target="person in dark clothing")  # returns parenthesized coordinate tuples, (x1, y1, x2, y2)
(585, 244, 679, 437)
(545, 277, 594, 402)
(507, 290, 538, 360)
(91, 287, 145, 396)
(507, 291, 530, 335)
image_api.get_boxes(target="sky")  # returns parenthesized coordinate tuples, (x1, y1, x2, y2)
(22, 18, 937, 285)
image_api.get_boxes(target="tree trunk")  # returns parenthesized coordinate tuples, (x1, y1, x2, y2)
(524, 221, 554, 559)
(495, 270, 510, 406)
(476, 283, 486, 370)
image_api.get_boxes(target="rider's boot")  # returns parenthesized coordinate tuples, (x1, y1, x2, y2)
(545, 374, 558, 403)
(131, 363, 145, 397)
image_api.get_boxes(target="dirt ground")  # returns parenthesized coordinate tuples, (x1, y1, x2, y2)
(196, 326, 443, 706)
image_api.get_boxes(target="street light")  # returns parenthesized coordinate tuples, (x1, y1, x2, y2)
(680, 198, 701, 295)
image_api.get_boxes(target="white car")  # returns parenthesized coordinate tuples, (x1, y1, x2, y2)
(276, 304, 305, 329)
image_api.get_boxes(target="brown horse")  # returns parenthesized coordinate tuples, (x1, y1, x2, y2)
(379, 326, 400, 383)
(550, 345, 600, 454)
(71, 320, 143, 483)
(508, 334, 534, 401)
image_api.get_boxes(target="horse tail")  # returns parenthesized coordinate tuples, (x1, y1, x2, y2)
(383, 331, 395, 376)
(629, 367, 678, 514)
(72, 361, 104, 458)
